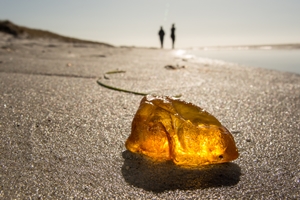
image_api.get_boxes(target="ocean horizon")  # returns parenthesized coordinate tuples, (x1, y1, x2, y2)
(180, 47, 300, 75)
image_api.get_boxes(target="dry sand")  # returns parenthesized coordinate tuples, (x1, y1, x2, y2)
(0, 33, 299, 199)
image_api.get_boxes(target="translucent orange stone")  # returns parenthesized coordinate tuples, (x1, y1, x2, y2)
(125, 95, 239, 166)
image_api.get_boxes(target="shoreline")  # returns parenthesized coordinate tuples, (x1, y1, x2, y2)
(0, 32, 300, 198)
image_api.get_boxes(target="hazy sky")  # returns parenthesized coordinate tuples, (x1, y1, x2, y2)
(1, 0, 300, 48)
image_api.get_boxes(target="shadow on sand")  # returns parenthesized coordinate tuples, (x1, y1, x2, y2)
(121, 150, 241, 193)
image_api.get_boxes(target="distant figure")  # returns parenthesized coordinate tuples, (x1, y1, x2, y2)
(158, 26, 165, 48)
(171, 24, 176, 49)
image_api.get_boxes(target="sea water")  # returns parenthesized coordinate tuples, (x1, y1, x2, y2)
(182, 49, 300, 75)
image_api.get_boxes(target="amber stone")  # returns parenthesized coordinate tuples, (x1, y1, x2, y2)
(125, 95, 239, 166)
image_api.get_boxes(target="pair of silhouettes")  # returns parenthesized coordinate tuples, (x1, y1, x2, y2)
(159, 24, 175, 49)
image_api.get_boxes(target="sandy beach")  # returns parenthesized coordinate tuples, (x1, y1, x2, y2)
(0, 31, 300, 199)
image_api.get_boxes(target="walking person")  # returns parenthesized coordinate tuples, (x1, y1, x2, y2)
(158, 26, 165, 49)
(171, 24, 176, 49)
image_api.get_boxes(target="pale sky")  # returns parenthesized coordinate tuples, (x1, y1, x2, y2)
(1, 0, 300, 48)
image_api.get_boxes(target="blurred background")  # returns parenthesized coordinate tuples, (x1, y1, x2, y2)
(1, 0, 300, 73)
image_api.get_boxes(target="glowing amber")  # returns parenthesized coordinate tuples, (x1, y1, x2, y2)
(125, 95, 239, 166)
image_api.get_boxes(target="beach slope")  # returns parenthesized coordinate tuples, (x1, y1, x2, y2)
(0, 28, 299, 199)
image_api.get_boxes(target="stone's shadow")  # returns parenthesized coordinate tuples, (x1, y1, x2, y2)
(121, 150, 241, 193)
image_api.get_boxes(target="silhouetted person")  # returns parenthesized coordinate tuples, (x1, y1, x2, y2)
(171, 24, 176, 49)
(158, 26, 165, 48)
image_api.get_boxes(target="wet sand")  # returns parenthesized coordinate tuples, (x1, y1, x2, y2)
(0, 33, 299, 199)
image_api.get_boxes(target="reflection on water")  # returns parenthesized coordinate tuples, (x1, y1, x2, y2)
(180, 49, 300, 74)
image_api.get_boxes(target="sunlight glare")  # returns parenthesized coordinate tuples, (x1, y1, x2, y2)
(175, 49, 186, 56)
